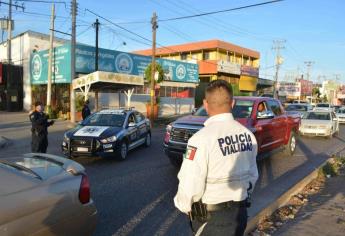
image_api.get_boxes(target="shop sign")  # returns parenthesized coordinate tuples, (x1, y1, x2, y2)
(73, 71, 144, 90)
(278, 82, 300, 97)
(217, 60, 241, 75)
(158, 59, 199, 83)
(75, 44, 199, 83)
(299, 79, 313, 95)
(240, 65, 259, 77)
(31, 44, 199, 84)
(30, 44, 71, 84)
(239, 75, 258, 92)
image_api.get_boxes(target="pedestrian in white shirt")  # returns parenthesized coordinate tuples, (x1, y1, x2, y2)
(174, 79, 258, 236)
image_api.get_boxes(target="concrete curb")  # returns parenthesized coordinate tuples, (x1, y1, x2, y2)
(245, 157, 331, 235)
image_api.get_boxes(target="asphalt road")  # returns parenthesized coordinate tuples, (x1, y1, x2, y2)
(1, 113, 345, 235)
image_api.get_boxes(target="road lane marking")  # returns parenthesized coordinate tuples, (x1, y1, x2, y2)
(153, 209, 181, 236)
(113, 190, 170, 236)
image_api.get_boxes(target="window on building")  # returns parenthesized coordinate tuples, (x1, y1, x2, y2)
(180, 53, 187, 60)
(227, 53, 231, 62)
(243, 57, 247, 65)
(203, 52, 210, 60)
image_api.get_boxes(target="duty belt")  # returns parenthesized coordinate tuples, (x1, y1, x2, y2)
(206, 199, 247, 211)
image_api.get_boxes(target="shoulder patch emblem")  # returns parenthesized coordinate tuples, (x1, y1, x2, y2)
(184, 146, 197, 161)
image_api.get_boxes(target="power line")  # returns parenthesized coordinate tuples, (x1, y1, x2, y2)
(166, 0, 275, 41)
(85, 8, 152, 44)
(158, 0, 284, 22)
(16, 0, 66, 4)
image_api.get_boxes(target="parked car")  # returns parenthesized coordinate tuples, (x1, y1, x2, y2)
(299, 110, 339, 138)
(0, 153, 97, 236)
(62, 109, 151, 160)
(336, 108, 345, 124)
(163, 97, 301, 166)
(315, 103, 333, 111)
(332, 105, 341, 113)
(285, 103, 313, 118)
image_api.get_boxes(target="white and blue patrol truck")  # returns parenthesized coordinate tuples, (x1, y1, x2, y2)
(62, 108, 151, 160)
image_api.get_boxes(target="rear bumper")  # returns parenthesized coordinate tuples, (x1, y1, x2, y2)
(299, 128, 332, 137)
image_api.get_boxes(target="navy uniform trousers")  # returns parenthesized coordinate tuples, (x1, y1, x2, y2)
(191, 204, 247, 236)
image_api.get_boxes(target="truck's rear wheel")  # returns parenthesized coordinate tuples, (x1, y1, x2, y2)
(284, 131, 296, 156)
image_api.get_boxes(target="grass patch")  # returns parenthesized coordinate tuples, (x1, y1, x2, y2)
(319, 156, 345, 178)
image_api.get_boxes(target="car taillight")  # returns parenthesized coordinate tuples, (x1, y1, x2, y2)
(164, 132, 171, 143)
(79, 174, 90, 204)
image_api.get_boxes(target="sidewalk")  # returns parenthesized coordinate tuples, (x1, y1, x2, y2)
(273, 174, 345, 236)
(251, 159, 345, 236)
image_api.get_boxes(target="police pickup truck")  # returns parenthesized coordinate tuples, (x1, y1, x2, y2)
(62, 109, 151, 160)
(164, 97, 301, 166)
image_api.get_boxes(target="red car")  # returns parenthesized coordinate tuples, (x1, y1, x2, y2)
(164, 96, 301, 166)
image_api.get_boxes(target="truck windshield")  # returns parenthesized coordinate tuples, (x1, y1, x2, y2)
(193, 100, 254, 118)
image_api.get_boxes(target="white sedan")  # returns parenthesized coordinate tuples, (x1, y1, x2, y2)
(336, 108, 345, 124)
(299, 110, 339, 138)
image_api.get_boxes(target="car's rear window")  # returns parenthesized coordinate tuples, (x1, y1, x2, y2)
(316, 103, 330, 108)
(286, 105, 308, 111)
(15, 158, 65, 180)
(305, 112, 330, 120)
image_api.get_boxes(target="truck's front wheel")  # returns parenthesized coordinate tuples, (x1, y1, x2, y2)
(284, 131, 297, 156)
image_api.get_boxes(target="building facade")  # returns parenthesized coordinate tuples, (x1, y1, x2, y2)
(134, 39, 260, 106)
(0, 30, 67, 111)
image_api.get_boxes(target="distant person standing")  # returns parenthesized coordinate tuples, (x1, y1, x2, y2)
(82, 100, 91, 120)
(29, 102, 54, 153)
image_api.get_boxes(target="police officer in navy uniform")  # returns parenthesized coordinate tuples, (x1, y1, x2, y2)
(29, 101, 54, 153)
(174, 80, 258, 236)
(82, 100, 91, 120)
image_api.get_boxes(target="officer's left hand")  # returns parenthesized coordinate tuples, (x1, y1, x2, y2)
(49, 120, 55, 126)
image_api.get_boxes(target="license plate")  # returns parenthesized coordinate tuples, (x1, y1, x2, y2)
(77, 147, 88, 152)
(103, 144, 112, 149)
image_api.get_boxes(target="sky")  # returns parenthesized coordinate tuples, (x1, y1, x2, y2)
(1, 0, 344, 83)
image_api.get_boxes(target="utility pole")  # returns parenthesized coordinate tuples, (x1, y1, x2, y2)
(93, 18, 100, 71)
(150, 12, 158, 124)
(47, 3, 55, 114)
(3, 0, 23, 111)
(304, 61, 314, 99)
(6, 0, 12, 111)
(304, 61, 314, 82)
(70, 0, 77, 122)
(272, 39, 285, 99)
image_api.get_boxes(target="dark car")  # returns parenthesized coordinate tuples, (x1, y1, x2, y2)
(62, 109, 151, 160)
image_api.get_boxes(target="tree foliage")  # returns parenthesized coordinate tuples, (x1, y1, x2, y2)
(144, 63, 164, 84)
